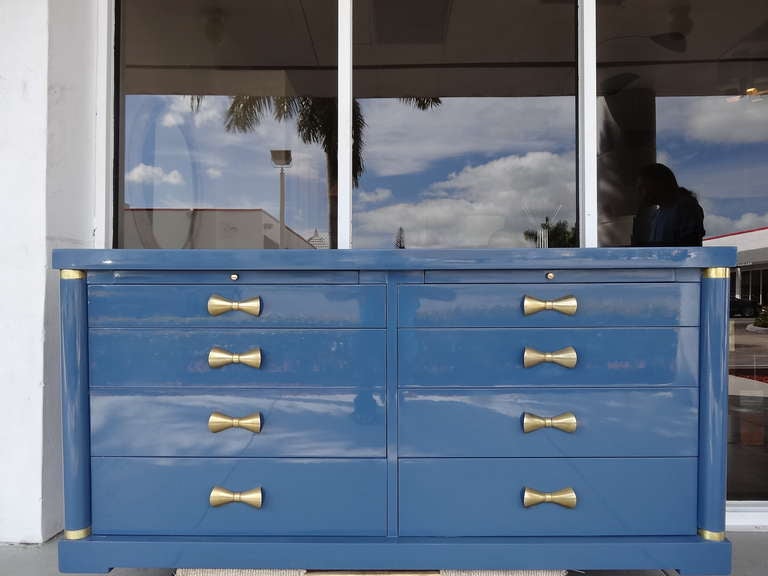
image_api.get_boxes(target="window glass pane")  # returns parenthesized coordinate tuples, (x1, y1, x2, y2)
(351, 0, 577, 249)
(118, 0, 337, 249)
(597, 0, 768, 499)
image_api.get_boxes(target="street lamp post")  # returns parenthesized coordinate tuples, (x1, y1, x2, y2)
(270, 150, 292, 248)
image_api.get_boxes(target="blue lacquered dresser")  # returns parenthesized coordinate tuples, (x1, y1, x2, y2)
(53, 248, 735, 575)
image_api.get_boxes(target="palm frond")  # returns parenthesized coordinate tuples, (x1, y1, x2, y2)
(399, 97, 442, 110)
(224, 96, 274, 133)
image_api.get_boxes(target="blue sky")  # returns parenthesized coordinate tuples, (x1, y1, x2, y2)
(123, 93, 768, 247)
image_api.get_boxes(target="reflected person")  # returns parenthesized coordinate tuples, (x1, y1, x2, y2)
(631, 163, 705, 247)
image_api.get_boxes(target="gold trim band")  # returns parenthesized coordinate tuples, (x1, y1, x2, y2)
(64, 526, 91, 540)
(698, 528, 726, 542)
(702, 267, 729, 279)
(60, 269, 86, 280)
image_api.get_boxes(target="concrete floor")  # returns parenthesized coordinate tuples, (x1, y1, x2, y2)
(0, 533, 766, 576)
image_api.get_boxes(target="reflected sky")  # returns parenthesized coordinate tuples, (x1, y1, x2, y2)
(656, 96, 768, 237)
(122, 93, 768, 247)
(123, 95, 330, 240)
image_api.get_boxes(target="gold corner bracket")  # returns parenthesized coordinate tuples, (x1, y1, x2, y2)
(702, 267, 729, 279)
(60, 269, 86, 280)
(63, 526, 91, 540)
(698, 528, 726, 542)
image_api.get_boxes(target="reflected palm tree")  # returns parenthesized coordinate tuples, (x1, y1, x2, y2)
(197, 95, 440, 248)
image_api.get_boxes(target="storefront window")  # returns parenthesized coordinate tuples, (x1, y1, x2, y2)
(118, 0, 337, 248)
(597, 0, 768, 499)
(351, 0, 577, 248)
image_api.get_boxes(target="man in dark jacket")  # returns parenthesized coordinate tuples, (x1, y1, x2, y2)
(631, 163, 705, 247)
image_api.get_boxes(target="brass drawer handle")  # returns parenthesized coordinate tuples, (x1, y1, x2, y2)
(523, 346, 577, 369)
(208, 346, 262, 369)
(209, 486, 263, 509)
(208, 411, 262, 434)
(208, 294, 262, 317)
(522, 412, 578, 433)
(523, 487, 577, 509)
(523, 295, 578, 316)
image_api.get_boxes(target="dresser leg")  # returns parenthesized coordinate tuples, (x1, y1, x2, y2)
(59, 269, 92, 538)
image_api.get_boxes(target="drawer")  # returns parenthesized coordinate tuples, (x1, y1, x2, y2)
(88, 285, 385, 328)
(399, 388, 698, 457)
(398, 458, 697, 536)
(90, 329, 385, 387)
(399, 328, 698, 387)
(91, 458, 386, 536)
(399, 283, 699, 327)
(91, 388, 385, 457)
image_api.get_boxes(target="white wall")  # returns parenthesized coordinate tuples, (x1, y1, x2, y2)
(0, 0, 104, 543)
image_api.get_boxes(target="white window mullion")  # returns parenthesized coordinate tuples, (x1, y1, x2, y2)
(337, 0, 353, 249)
(95, 0, 115, 248)
(579, 0, 598, 247)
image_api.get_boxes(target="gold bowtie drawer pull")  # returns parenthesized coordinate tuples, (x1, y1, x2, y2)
(523, 487, 577, 509)
(208, 346, 262, 369)
(208, 294, 262, 317)
(523, 295, 578, 316)
(208, 411, 262, 434)
(523, 346, 577, 369)
(209, 486, 263, 509)
(522, 412, 578, 433)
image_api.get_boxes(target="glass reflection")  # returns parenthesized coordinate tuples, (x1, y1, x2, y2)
(351, 0, 577, 248)
(118, 0, 337, 248)
(597, 0, 768, 499)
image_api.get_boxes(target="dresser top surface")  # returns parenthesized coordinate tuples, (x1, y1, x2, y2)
(53, 247, 736, 271)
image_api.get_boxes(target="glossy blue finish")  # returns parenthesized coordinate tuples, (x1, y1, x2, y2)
(54, 247, 736, 271)
(399, 327, 699, 387)
(88, 285, 386, 327)
(399, 458, 697, 536)
(88, 270, 360, 285)
(426, 269, 678, 283)
(90, 329, 385, 387)
(699, 274, 731, 534)
(60, 275, 91, 533)
(54, 248, 736, 574)
(91, 388, 385, 457)
(91, 458, 386, 536)
(58, 536, 731, 574)
(399, 283, 700, 327)
(399, 388, 698, 457)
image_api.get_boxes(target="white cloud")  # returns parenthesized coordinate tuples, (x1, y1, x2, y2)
(126, 163, 185, 185)
(206, 167, 223, 179)
(361, 97, 575, 177)
(163, 96, 228, 129)
(357, 188, 393, 205)
(354, 151, 576, 248)
(657, 96, 768, 144)
(705, 211, 768, 238)
(687, 97, 768, 144)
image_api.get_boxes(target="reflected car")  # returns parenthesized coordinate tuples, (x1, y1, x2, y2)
(730, 297, 762, 318)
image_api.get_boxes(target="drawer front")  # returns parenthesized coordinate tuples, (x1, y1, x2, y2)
(89, 285, 385, 328)
(399, 283, 699, 327)
(92, 458, 386, 535)
(90, 329, 385, 387)
(399, 328, 698, 387)
(399, 458, 697, 536)
(91, 388, 385, 457)
(399, 388, 698, 457)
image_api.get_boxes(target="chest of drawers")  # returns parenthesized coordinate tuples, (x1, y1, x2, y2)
(54, 248, 735, 576)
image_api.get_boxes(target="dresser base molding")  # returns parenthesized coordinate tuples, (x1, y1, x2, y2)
(177, 571, 565, 576)
(58, 536, 731, 575)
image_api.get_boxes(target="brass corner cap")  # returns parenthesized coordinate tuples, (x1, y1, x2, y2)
(63, 526, 91, 540)
(698, 528, 726, 541)
(702, 267, 729, 279)
(60, 269, 86, 280)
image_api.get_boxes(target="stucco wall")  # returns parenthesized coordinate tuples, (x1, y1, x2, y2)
(0, 0, 103, 543)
